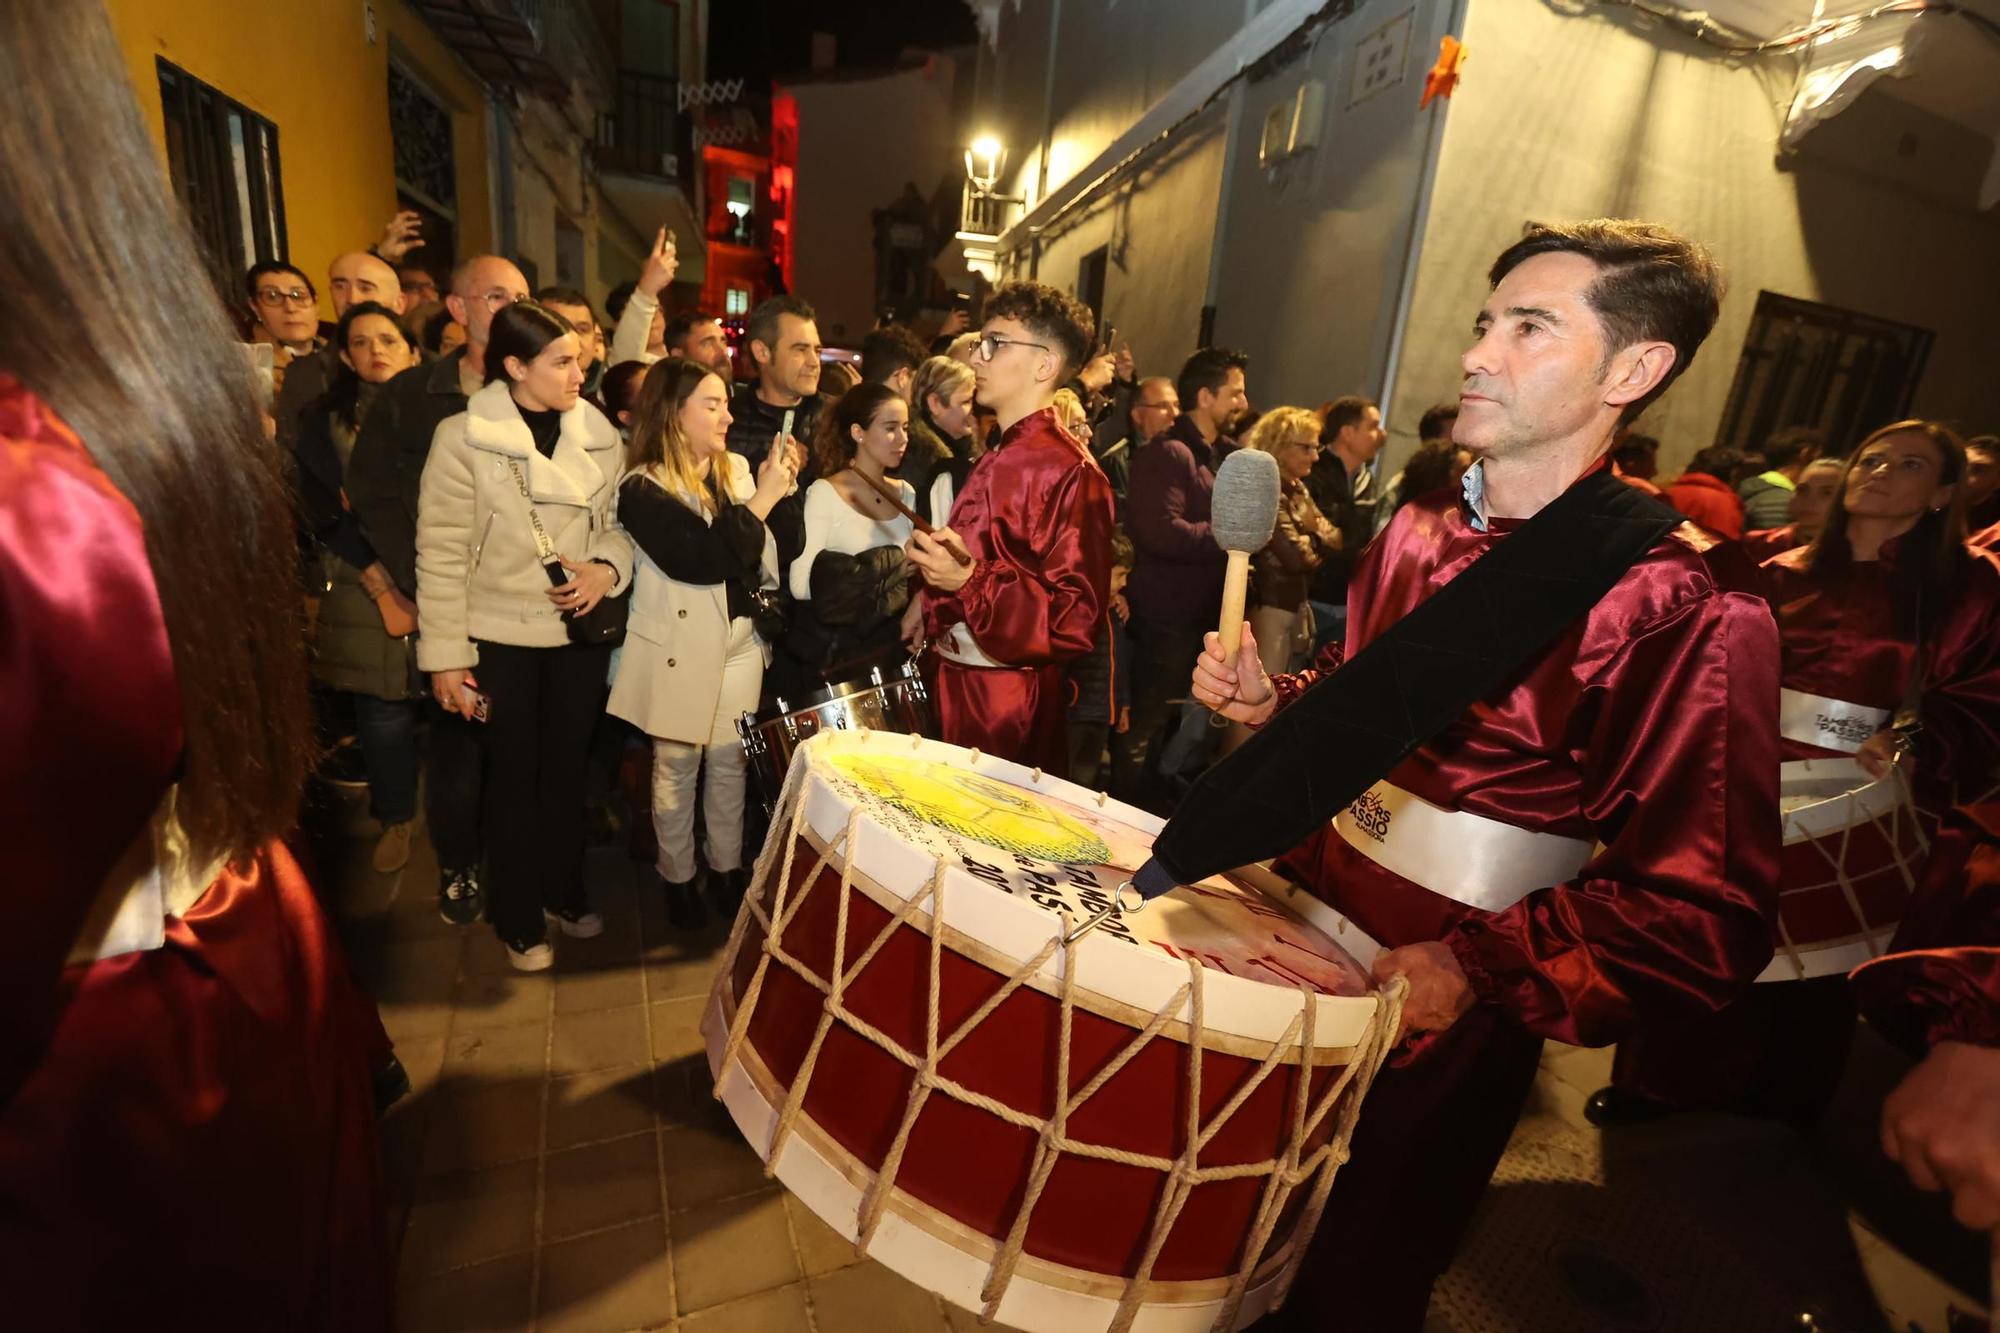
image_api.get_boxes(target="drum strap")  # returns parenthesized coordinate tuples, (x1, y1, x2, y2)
(1136, 466, 1683, 898)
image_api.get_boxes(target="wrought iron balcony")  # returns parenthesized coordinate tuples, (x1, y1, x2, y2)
(594, 70, 694, 181)
(408, 0, 614, 106)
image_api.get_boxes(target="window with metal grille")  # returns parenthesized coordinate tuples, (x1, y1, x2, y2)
(1715, 292, 1934, 455)
(156, 59, 287, 301)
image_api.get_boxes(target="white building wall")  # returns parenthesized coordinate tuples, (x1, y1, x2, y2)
(1390, 0, 2000, 477)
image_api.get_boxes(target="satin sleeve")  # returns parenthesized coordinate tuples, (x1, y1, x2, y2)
(0, 404, 182, 1091)
(1911, 551, 2000, 802)
(1850, 810, 2000, 1051)
(957, 458, 1114, 666)
(1445, 589, 1784, 1046)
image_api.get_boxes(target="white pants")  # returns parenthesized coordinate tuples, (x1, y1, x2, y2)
(651, 617, 763, 882)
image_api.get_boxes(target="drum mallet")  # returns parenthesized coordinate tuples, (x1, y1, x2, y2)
(1210, 448, 1282, 659)
(856, 468, 972, 566)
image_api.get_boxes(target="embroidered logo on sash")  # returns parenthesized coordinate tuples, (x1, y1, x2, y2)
(1348, 790, 1392, 843)
(1816, 712, 1876, 747)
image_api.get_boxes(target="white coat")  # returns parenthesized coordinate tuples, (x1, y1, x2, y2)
(607, 454, 779, 744)
(415, 380, 633, 671)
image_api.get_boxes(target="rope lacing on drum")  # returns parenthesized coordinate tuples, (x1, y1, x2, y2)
(710, 760, 1406, 1332)
(1775, 764, 1929, 979)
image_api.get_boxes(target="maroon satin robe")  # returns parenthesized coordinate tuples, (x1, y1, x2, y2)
(1840, 544, 2000, 1057)
(1262, 488, 1781, 1330)
(0, 380, 390, 1329)
(1614, 539, 2000, 1115)
(923, 405, 1114, 776)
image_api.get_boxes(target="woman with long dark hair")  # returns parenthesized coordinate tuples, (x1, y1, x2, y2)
(768, 383, 917, 701)
(609, 357, 793, 927)
(1598, 420, 2000, 1129)
(0, 4, 389, 1325)
(416, 300, 633, 969)
(296, 300, 424, 872)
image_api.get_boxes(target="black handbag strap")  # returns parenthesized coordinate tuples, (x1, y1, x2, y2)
(1136, 466, 1685, 896)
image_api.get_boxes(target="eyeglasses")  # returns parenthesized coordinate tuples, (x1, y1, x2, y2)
(976, 333, 1051, 362)
(255, 287, 315, 308)
(1291, 440, 1322, 453)
(476, 290, 527, 311)
(1135, 400, 1176, 413)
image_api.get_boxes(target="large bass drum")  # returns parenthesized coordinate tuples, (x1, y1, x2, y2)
(704, 730, 1400, 1333)
(738, 660, 935, 810)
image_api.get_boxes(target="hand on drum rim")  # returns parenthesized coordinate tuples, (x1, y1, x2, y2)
(1371, 941, 1475, 1044)
(1880, 1039, 2000, 1231)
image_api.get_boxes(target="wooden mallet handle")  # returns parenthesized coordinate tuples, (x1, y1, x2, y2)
(856, 470, 971, 566)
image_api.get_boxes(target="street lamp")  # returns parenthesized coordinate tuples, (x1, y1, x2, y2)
(964, 134, 1022, 202)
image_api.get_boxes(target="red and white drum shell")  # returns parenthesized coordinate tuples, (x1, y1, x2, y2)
(1763, 758, 1928, 982)
(703, 731, 1387, 1333)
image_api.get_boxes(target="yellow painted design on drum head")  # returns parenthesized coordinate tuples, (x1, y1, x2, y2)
(826, 752, 1112, 864)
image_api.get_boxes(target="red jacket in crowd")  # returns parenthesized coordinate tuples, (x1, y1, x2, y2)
(1663, 470, 1745, 540)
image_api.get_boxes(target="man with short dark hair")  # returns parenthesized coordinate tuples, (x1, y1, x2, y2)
(536, 286, 603, 397)
(859, 324, 928, 398)
(1737, 425, 1822, 529)
(726, 294, 824, 469)
(1417, 401, 1459, 445)
(1966, 434, 2000, 531)
(347, 254, 532, 928)
(663, 310, 731, 377)
(1189, 218, 1778, 1329)
(1304, 394, 1387, 632)
(1109, 346, 1247, 807)
(906, 280, 1114, 776)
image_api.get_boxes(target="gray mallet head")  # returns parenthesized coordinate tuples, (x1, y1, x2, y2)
(1211, 447, 1282, 553)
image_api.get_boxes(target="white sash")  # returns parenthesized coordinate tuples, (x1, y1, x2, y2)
(935, 622, 1011, 669)
(1333, 780, 1595, 913)
(67, 787, 225, 966)
(1778, 687, 1890, 754)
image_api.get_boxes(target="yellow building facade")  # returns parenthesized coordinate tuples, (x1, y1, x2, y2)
(105, 0, 495, 320)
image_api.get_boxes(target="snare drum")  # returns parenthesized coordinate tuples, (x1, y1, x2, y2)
(1762, 758, 1929, 982)
(704, 731, 1397, 1333)
(738, 660, 935, 808)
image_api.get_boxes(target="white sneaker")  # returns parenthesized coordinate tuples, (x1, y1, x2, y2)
(544, 907, 604, 939)
(506, 940, 554, 972)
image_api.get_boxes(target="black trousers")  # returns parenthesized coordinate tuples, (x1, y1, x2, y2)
(1108, 617, 1207, 808)
(425, 707, 484, 875)
(475, 640, 611, 948)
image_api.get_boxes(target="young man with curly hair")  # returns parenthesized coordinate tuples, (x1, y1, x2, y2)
(904, 281, 1116, 776)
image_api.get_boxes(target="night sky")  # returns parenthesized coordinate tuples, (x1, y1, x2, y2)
(708, 0, 978, 84)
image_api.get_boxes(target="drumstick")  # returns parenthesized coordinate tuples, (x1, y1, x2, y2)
(855, 469, 971, 566)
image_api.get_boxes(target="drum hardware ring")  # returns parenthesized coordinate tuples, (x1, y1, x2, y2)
(1061, 880, 1147, 945)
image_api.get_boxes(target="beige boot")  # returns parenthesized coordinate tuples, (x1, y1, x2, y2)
(371, 820, 415, 874)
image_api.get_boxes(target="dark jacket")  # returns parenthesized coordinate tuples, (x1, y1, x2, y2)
(895, 410, 976, 528)
(296, 388, 415, 700)
(1067, 605, 1133, 726)
(1125, 413, 1227, 627)
(274, 343, 339, 454)
(1305, 451, 1377, 604)
(347, 350, 472, 594)
(725, 382, 823, 470)
(725, 383, 826, 568)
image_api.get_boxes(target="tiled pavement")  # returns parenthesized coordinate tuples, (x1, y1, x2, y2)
(330, 813, 1988, 1333)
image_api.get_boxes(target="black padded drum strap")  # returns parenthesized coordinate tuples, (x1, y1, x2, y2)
(1136, 467, 1684, 897)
